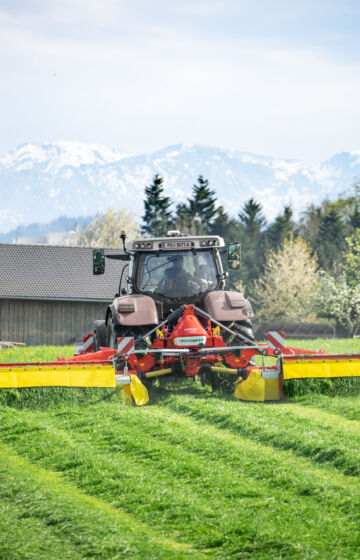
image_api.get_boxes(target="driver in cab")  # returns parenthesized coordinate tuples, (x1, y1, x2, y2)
(162, 255, 194, 295)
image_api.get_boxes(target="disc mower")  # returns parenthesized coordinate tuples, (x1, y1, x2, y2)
(1, 231, 359, 404)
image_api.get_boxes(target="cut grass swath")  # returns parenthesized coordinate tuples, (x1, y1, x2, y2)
(1, 400, 360, 558)
(0, 442, 201, 560)
(1, 340, 360, 558)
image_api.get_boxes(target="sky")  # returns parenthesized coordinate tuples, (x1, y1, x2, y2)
(0, 0, 360, 162)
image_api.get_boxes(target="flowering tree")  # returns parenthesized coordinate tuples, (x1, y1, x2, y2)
(314, 229, 360, 336)
(253, 235, 319, 322)
(76, 208, 139, 248)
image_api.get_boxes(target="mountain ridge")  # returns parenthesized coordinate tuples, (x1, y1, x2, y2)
(1, 141, 359, 233)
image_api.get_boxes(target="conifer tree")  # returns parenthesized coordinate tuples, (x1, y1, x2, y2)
(210, 206, 238, 241)
(141, 174, 173, 236)
(210, 205, 243, 290)
(189, 176, 217, 230)
(266, 206, 295, 251)
(239, 198, 266, 233)
(315, 208, 346, 270)
(238, 198, 267, 289)
(175, 175, 217, 235)
(175, 202, 193, 234)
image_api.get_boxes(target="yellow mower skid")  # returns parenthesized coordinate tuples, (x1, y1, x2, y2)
(129, 374, 149, 406)
(234, 368, 281, 402)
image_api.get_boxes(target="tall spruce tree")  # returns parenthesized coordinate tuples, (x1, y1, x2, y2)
(266, 206, 295, 251)
(238, 198, 267, 290)
(315, 208, 346, 270)
(188, 176, 217, 234)
(239, 198, 266, 233)
(174, 175, 217, 235)
(141, 174, 173, 236)
(175, 202, 193, 234)
(210, 205, 243, 290)
(210, 206, 238, 241)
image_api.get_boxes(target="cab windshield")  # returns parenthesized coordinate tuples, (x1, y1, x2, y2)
(137, 250, 219, 298)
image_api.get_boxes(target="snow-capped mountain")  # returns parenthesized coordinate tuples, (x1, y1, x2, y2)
(1, 141, 359, 233)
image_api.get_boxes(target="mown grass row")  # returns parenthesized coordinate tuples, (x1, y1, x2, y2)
(0, 442, 200, 560)
(158, 384, 360, 475)
(1, 390, 360, 558)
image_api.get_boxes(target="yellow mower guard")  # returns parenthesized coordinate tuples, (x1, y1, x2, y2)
(0, 365, 115, 389)
(283, 357, 360, 380)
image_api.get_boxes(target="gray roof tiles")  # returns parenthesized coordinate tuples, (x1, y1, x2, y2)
(0, 244, 126, 301)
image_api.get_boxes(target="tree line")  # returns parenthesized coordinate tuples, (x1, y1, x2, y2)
(141, 173, 359, 275)
(139, 173, 360, 335)
(76, 173, 360, 335)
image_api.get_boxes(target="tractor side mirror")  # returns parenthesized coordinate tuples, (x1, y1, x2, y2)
(93, 248, 105, 275)
(228, 243, 241, 270)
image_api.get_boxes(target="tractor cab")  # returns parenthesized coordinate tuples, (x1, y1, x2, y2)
(93, 231, 240, 303)
(136, 249, 219, 299)
(128, 231, 229, 304)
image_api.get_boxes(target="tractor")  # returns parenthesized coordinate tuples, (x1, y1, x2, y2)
(93, 230, 254, 352)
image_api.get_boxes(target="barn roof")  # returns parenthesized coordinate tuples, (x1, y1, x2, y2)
(0, 244, 126, 302)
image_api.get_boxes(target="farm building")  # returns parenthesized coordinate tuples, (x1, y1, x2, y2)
(0, 244, 126, 345)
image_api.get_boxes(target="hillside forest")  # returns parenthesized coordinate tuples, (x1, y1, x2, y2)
(77, 174, 360, 336)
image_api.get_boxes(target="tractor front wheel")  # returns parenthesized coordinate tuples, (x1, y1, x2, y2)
(107, 320, 121, 349)
(93, 320, 107, 351)
(221, 320, 254, 345)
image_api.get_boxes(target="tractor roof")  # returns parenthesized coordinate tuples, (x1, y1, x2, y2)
(127, 231, 225, 252)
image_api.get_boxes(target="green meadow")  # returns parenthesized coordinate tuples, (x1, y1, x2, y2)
(0, 339, 360, 559)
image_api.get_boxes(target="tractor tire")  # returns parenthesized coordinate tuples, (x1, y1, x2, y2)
(107, 320, 121, 349)
(106, 319, 151, 350)
(93, 320, 107, 351)
(220, 320, 255, 389)
(221, 320, 255, 345)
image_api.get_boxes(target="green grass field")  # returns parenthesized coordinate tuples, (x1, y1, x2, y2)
(0, 339, 360, 559)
